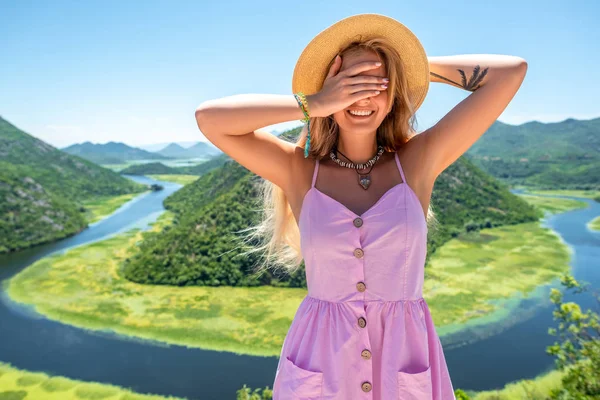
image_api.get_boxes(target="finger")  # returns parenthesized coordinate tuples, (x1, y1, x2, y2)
(341, 60, 382, 78)
(347, 83, 388, 95)
(350, 89, 382, 101)
(346, 74, 387, 85)
(325, 54, 342, 79)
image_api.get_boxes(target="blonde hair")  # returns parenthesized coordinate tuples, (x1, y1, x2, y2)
(237, 37, 438, 279)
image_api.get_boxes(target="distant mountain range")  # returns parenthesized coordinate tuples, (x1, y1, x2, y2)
(62, 141, 173, 164)
(61, 140, 222, 165)
(155, 141, 221, 159)
(138, 140, 221, 153)
(0, 116, 148, 254)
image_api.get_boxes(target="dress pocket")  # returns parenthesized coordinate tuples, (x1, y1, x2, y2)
(276, 355, 324, 400)
(397, 365, 433, 400)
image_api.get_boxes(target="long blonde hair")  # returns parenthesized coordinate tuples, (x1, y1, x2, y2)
(238, 37, 438, 279)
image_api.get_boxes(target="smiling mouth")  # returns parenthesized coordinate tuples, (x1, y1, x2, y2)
(347, 110, 375, 119)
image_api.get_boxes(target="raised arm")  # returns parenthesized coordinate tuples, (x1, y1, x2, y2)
(194, 94, 318, 192)
(419, 54, 528, 183)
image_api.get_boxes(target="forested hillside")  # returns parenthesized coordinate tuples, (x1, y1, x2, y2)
(0, 116, 148, 253)
(466, 117, 600, 189)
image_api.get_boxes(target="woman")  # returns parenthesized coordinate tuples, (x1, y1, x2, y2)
(195, 13, 527, 400)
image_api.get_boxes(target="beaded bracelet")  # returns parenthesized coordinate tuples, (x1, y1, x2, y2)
(293, 92, 311, 158)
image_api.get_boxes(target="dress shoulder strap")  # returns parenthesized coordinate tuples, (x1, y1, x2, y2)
(311, 158, 320, 188)
(394, 151, 407, 183)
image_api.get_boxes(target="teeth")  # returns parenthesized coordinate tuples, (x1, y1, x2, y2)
(349, 110, 373, 116)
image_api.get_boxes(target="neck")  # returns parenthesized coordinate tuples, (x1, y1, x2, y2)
(336, 132, 378, 164)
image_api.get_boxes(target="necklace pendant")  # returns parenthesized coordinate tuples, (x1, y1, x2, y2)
(359, 174, 371, 190)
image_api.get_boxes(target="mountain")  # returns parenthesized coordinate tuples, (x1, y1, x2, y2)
(138, 141, 200, 152)
(185, 141, 222, 157)
(121, 126, 541, 289)
(62, 141, 173, 165)
(0, 116, 148, 253)
(465, 117, 600, 189)
(155, 143, 188, 158)
(156, 141, 221, 159)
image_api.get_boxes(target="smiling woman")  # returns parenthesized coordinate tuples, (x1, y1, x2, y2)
(194, 11, 526, 400)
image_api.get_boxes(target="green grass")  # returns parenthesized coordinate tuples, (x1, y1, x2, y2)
(145, 174, 200, 185)
(0, 362, 185, 400)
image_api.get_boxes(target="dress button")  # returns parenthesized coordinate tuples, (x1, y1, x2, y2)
(361, 349, 372, 360)
(353, 248, 364, 258)
(356, 281, 366, 292)
(353, 217, 363, 227)
(357, 316, 367, 328)
(361, 381, 372, 392)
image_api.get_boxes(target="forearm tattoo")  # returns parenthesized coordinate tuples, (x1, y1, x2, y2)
(430, 65, 489, 91)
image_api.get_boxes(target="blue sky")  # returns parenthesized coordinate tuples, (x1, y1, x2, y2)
(1, 0, 598, 149)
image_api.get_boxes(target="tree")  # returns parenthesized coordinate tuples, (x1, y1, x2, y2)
(546, 273, 600, 399)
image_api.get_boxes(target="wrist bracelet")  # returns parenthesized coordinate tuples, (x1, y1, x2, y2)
(293, 92, 312, 158)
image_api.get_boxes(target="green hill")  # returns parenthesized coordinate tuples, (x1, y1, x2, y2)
(122, 126, 541, 288)
(120, 162, 180, 175)
(466, 117, 600, 189)
(0, 116, 148, 253)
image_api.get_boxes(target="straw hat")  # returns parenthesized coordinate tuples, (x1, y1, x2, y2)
(292, 13, 430, 113)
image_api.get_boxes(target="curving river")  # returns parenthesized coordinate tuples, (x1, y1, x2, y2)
(0, 177, 598, 399)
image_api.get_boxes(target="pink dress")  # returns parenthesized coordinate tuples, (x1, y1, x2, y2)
(272, 152, 456, 400)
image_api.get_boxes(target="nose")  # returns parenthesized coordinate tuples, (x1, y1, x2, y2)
(354, 98, 373, 106)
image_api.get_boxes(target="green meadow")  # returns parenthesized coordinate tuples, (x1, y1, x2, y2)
(4, 189, 578, 357)
(145, 174, 200, 185)
(0, 362, 184, 400)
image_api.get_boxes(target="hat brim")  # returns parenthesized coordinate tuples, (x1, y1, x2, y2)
(292, 13, 429, 113)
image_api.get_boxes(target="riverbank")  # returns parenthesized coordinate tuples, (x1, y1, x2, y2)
(0, 356, 570, 400)
(0, 361, 184, 400)
(3, 191, 579, 357)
